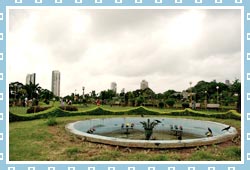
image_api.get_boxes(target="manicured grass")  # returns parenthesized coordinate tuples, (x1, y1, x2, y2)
(9, 114, 241, 161)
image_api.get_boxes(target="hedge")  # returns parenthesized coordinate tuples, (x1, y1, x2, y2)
(9, 106, 241, 122)
(27, 106, 52, 114)
(168, 108, 241, 120)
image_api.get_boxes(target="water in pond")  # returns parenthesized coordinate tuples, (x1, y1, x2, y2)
(97, 129, 204, 140)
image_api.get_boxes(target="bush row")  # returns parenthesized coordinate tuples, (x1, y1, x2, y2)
(169, 108, 241, 120)
(9, 106, 241, 122)
(27, 106, 52, 114)
(59, 106, 78, 111)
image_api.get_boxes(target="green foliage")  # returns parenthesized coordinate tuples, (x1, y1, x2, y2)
(9, 106, 240, 122)
(136, 96, 144, 106)
(165, 99, 175, 107)
(158, 102, 164, 108)
(140, 119, 161, 140)
(163, 90, 176, 99)
(182, 102, 189, 108)
(46, 116, 57, 126)
(99, 89, 116, 101)
(27, 106, 52, 114)
(24, 83, 41, 100)
(140, 119, 161, 130)
(59, 106, 78, 111)
(167, 108, 241, 120)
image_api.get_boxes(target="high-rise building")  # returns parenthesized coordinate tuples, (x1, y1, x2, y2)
(225, 80, 231, 86)
(140, 80, 148, 90)
(26, 73, 36, 85)
(121, 88, 125, 94)
(51, 70, 60, 97)
(111, 82, 117, 93)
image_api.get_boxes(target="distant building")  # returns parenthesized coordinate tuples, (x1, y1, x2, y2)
(225, 80, 231, 86)
(111, 82, 117, 93)
(121, 88, 125, 94)
(26, 73, 36, 85)
(181, 91, 189, 99)
(51, 70, 60, 97)
(140, 80, 148, 90)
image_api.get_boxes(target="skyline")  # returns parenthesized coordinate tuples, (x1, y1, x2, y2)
(14, 71, 236, 95)
(8, 8, 241, 96)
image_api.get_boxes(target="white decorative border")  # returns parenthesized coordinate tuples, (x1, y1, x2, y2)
(0, 0, 249, 170)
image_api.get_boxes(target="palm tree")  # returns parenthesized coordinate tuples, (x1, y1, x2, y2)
(140, 119, 161, 140)
(24, 83, 41, 100)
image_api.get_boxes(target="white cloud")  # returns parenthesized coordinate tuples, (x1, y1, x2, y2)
(8, 8, 241, 96)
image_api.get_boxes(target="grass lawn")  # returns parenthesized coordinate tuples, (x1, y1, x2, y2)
(9, 113, 241, 161)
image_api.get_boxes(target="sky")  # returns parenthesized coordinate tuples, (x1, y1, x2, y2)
(8, 8, 241, 97)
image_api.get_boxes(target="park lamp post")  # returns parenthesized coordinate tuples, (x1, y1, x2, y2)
(82, 86, 85, 99)
(216, 86, 219, 104)
(53, 97, 55, 106)
(189, 81, 192, 103)
(74, 89, 77, 101)
(204, 90, 207, 109)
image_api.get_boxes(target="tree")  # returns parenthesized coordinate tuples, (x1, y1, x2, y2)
(24, 83, 41, 100)
(165, 99, 175, 107)
(90, 90, 97, 99)
(9, 82, 25, 100)
(126, 91, 135, 106)
(136, 96, 144, 106)
(230, 79, 241, 113)
(99, 89, 116, 103)
(40, 89, 54, 104)
(163, 90, 176, 99)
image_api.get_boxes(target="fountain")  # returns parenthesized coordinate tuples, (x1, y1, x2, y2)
(65, 117, 238, 149)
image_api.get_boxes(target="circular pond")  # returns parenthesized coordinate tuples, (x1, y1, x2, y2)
(65, 117, 238, 149)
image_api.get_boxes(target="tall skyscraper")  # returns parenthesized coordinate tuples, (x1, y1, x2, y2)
(51, 70, 60, 97)
(111, 82, 117, 93)
(140, 80, 148, 90)
(26, 73, 36, 85)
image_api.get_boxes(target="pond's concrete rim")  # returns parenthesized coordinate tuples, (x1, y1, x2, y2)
(65, 117, 238, 149)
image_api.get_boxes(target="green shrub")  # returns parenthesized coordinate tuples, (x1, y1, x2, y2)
(27, 106, 52, 114)
(165, 99, 175, 107)
(9, 105, 240, 122)
(182, 102, 189, 109)
(46, 116, 57, 126)
(59, 106, 78, 111)
(44, 99, 50, 105)
(159, 102, 164, 109)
